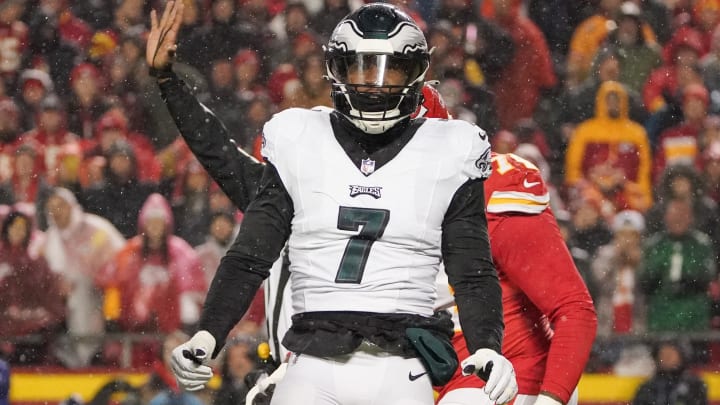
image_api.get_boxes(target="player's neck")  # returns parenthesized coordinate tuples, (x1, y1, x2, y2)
(333, 112, 411, 155)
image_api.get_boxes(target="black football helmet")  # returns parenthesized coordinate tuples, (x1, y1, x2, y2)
(325, 3, 430, 134)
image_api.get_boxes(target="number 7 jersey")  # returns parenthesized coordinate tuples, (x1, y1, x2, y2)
(261, 107, 491, 317)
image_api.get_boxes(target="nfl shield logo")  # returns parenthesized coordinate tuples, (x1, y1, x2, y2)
(360, 158, 376, 175)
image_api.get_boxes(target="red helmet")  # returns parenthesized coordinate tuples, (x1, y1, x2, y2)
(412, 83, 450, 119)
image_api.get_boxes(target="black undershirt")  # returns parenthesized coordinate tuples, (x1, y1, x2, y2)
(330, 112, 424, 175)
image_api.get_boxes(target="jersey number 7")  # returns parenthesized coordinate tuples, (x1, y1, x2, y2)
(335, 206, 390, 283)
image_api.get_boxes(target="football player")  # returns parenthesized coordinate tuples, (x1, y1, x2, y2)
(413, 93, 597, 405)
(149, 2, 595, 404)
(434, 152, 597, 405)
(150, 2, 517, 405)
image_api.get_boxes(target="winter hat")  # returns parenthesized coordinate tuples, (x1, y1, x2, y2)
(619, 1, 642, 20)
(234, 48, 260, 67)
(20, 69, 54, 93)
(612, 209, 646, 233)
(96, 110, 128, 134)
(70, 63, 101, 86)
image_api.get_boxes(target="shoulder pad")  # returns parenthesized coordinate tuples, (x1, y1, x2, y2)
(485, 153, 549, 215)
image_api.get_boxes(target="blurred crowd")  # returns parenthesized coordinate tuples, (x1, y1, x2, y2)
(2, 0, 720, 393)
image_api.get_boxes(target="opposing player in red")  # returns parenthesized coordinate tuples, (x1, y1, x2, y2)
(147, 3, 595, 403)
(413, 89, 597, 405)
(435, 151, 597, 405)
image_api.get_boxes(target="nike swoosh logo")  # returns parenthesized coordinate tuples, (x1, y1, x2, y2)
(523, 179, 541, 188)
(408, 371, 427, 381)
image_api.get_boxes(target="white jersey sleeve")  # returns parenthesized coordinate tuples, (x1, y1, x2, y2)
(462, 125, 492, 181)
(261, 108, 308, 165)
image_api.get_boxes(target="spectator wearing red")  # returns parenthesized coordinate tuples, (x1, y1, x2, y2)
(482, 0, 557, 130)
(17, 69, 54, 131)
(0, 208, 65, 365)
(279, 52, 332, 110)
(101, 193, 206, 333)
(0, 0, 28, 91)
(51, 0, 92, 51)
(265, 33, 323, 107)
(565, 81, 653, 212)
(643, 25, 705, 113)
(67, 62, 110, 139)
(15, 95, 80, 184)
(653, 83, 710, 181)
(233, 48, 265, 103)
(693, 0, 720, 53)
(267, 1, 317, 66)
(1, 142, 49, 204)
(83, 109, 161, 182)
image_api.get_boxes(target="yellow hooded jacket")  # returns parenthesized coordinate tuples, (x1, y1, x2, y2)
(565, 81, 653, 210)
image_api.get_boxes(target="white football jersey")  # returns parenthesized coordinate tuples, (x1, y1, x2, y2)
(262, 107, 491, 317)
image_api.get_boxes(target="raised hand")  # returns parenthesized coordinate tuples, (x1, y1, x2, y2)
(146, 0, 184, 70)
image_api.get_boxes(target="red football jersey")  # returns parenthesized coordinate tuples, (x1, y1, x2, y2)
(413, 83, 450, 120)
(437, 153, 597, 404)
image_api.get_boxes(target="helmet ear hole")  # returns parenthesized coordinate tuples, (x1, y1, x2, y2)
(325, 3, 430, 133)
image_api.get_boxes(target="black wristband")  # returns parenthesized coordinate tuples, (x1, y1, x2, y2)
(149, 65, 175, 80)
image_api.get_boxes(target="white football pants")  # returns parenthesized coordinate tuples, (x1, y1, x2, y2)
(270, 341, 434, 405)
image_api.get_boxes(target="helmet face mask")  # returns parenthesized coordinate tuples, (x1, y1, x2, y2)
(325, 3, 430, 134)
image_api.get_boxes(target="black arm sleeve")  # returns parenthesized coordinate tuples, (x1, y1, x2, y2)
(198, 162, 294, 356)
(158, 72, 265, 211)
(442, 178, 503, 354)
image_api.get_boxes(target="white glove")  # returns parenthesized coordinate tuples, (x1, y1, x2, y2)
(170, 330, 216, 391)
(461, 348, 518, 404)
(533, 394, 563, 405)
(245, 363, 288, 405)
